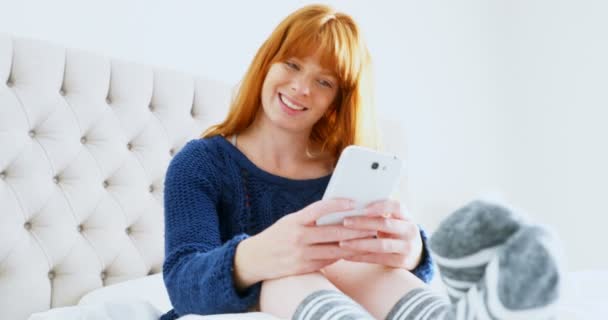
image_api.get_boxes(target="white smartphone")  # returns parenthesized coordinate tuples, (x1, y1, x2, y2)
(315, 145, 403, 226)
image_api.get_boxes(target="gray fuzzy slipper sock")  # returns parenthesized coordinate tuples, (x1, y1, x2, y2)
(386, 225, 562, 320)
(453, 225, 562, 319)
(429, 200, 522, 302)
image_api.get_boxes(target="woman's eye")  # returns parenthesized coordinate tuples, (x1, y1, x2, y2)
(318, 79, 333, 88)
(285, 61, 299, 70)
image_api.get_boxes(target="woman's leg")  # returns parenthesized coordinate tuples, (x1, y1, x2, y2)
(323, 201, 562, 320)
(260, 272, 374, 319)
(322, 260, 433, 319)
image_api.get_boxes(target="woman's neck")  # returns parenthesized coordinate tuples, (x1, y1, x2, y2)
(234, 114, 333, 179)
(239, 118, 309, 166)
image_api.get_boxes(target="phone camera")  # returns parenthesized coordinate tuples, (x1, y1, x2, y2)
(371, 162, 379, 170)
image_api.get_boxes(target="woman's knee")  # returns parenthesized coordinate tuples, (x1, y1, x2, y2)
(260, 272, 338, 316)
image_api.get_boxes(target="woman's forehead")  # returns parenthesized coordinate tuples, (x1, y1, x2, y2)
(290, 53, 337, 76)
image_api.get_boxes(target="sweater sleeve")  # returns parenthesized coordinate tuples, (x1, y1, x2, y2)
(162, 140, 261, 316)
(410, 227, 435, 283)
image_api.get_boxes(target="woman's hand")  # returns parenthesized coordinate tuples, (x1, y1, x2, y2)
(338, 200, 423, 270)
(233, 199, 377, 288)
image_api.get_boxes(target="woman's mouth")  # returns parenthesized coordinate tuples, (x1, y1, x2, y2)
(279, 93, 308, 115)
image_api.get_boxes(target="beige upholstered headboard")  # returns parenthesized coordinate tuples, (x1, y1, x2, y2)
(0, 34, 231, 319)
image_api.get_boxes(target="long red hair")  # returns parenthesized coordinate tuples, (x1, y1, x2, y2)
(203, 4, 379, 161)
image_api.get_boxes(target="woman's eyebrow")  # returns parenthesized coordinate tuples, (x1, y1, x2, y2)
(289, 57, 337, 77)
(316, 67, 336, 77)
(320, 71, 338, 79)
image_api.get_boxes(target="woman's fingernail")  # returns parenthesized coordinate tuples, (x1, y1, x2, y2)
(343, 219, 352, 226)
(344, 200, 356, 209)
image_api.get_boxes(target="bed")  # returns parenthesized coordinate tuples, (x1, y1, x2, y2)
(1, 33, 606, 320)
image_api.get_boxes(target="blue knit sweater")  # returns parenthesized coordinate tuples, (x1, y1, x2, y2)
(160, 136, 434, 319)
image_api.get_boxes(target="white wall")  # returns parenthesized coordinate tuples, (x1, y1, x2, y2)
(494, 0, 608, 271)
(1, 0, 606, 271)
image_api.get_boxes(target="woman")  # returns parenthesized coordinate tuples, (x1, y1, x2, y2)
(162, 4, 561, 320)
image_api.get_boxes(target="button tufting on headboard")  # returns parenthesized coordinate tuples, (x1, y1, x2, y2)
(0, 33, 232, 320)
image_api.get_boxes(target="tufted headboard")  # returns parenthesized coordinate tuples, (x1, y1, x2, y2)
(0, 34, 231, 319)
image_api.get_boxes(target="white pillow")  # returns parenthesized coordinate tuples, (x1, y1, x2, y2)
(76, 274, 281, 319)
(27, 301, 161, 320)
(28, 274, 169, 320)
(78, 273, 172, 313)
(179, 313, 281, 320)
(28, 273, 281, 320)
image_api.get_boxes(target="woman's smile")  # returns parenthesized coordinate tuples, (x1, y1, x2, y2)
(278, 93, 308, 116)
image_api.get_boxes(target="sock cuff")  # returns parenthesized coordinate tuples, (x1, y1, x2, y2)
(293, 289, 373, 320)
(385, 287, 449, 320)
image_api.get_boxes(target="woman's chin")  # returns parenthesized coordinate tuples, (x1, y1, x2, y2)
(271, 119, 310, 135)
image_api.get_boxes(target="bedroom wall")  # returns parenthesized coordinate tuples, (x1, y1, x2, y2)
(1, 0, 606, 271)
(493, 0, 608, 272)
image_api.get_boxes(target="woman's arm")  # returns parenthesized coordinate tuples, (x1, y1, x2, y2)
(162, 141, 260, 315)
(233, 235, 266, 290)
(410, 228, 434, 283)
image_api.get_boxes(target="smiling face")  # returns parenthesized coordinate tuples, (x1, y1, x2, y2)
(259, 52, 339, 134)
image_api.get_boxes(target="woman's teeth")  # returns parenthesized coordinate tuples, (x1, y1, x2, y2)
(280, 94, 306, 111)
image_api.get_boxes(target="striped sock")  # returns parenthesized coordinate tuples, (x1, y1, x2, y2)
(429, 200, 522, 302)
(293, 290, 374, 320)
(387, 225, 561, 320)
(385, 288, 451, 320)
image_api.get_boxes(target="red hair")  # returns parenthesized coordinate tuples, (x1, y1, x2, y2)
(203, 4, 379, 161)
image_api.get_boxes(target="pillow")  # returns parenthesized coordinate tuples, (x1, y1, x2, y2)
(179, 313, 281, 320)
(28, 273, 281, 320)
(28, 274, 169, 320)
(78, 273, 172, 313)
(27, 301, 161, 320)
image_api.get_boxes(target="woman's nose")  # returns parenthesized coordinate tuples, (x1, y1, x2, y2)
(290, 75, 311, 96)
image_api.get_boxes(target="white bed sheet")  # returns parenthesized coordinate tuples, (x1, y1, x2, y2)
(27, 271, 607, 319)
(558, 269, 608, 319)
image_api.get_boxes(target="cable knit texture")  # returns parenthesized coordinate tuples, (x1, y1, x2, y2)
(161, 135, 434, 319)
